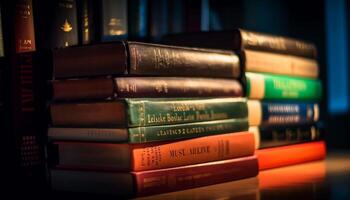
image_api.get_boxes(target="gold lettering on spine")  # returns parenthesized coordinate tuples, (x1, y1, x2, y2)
(138, 101, 146, 126)
(243, 31, 287, 50)
(130, 46, 140, 71)
(82, 1, 89, 43)
(15, 0, 36, 52)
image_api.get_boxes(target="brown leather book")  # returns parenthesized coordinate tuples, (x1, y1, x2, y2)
(51, 77, 243, 101)
(162, 29, 317, 58)
(52, 41, 240, 79)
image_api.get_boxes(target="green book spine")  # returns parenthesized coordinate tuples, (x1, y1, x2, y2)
(128, 118, 248, 143)
(246, 72, 322, 100)
(126, 98, 248, 127)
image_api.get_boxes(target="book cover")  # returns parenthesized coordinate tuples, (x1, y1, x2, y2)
(52, 132, 255, 171)
(248, 100, 319, 126)
(50, 97, 248, 127)
(128, 0, 148, 40)
(34, 0, 78, 48)
(52, 77, 243, 101)
(256, 141, 326, 170)
(100, 0, 128, 41)
(77, 0, 96, 45)
(162, 29, 317, 58)
(246, 72, 322, 101)
(250, 125, 323, 149)
(52, 41, 240, 79)
(14, 0, 36, 53)
(2, 0, 46, 190)
(48, 118, 248, 143)
(243, 50, 318, 78)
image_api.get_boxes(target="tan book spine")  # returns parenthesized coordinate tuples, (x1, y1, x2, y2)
(244, 50, 319, 78)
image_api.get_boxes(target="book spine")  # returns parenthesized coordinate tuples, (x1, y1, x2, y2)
(243, 50, 319, 78)
(128, 0, 148, 40)
(256, 141, 326, 170)
(127, 98, 248, 127)
(48, 118, 248, 143)
(100, 0, 128, 41)
(240, 29, 317, 58)
(250, 125, 322, 149)
(246, 72, 322, 101)
(8, 0, 46, 186)
(33, 0, 78, 49)
(128, 42, 241, 78)
(116, 77, 243, 98)
(132, 132, 255, 171)
(129, 118, 248, 143)
(77, 0, 95, 45)
(52, 42, 127, 78)
(52, 0, 78, 48)
(248, 100, 319, 126)
(15, 0, 36, 53)
(11, 52, 45, 183)
(135, 156, 258, 196)
(52, 77, 243, 101)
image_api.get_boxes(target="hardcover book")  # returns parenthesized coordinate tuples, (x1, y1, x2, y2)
(52, 77, 243, 101)
(48, 118, 248, 143)
(51, 132, 255, 171)
(51, 156, 258, 196)
(256, 141, 326, 170)
(50, 97, 248, 127)
(51, 41, 240, 79)
(14, 0, 36, 52)
(162, 29, 317, 58)
(242, 50, 318, 78)
(248, 100, 319, 126)
(100, 0, 128, 41)
(250, 125, 322, 149)
(2, 0, 46, 189)
(246, 72, 322, 101)
(77, 0, 96, 45)
(35, 0, 78, 48)
(128, 0, 148, 40)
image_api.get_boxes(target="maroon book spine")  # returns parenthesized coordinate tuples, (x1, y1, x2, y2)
(52, 41, 240, 79)
(115, 77, 243, 98)
(7, 0, 46, 188)
(52, 77, 243, 101)
(14, 0, 36, 53)
(134, 155, 258, 196)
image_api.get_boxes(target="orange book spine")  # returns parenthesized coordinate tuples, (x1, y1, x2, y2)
(256, 141, 326, 170)
(132, 132, 255, 171)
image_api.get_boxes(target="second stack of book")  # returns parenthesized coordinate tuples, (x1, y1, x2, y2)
(47, 41, 258, 197)
(161, 29, 327, 169)
(240, 30, 326, 170)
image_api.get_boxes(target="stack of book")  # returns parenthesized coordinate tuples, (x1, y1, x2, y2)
(47, 41, 258, 196)
(162, 29, 326, 170)
(238, 30, 326, 170)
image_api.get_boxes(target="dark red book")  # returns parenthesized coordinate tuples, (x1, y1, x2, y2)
(52, 77, 243, 101)
(51, 41, 240, 79)
(0, 0, 49, 194)
(51, 155, 258, 197)
(256, 141, 326, 170)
